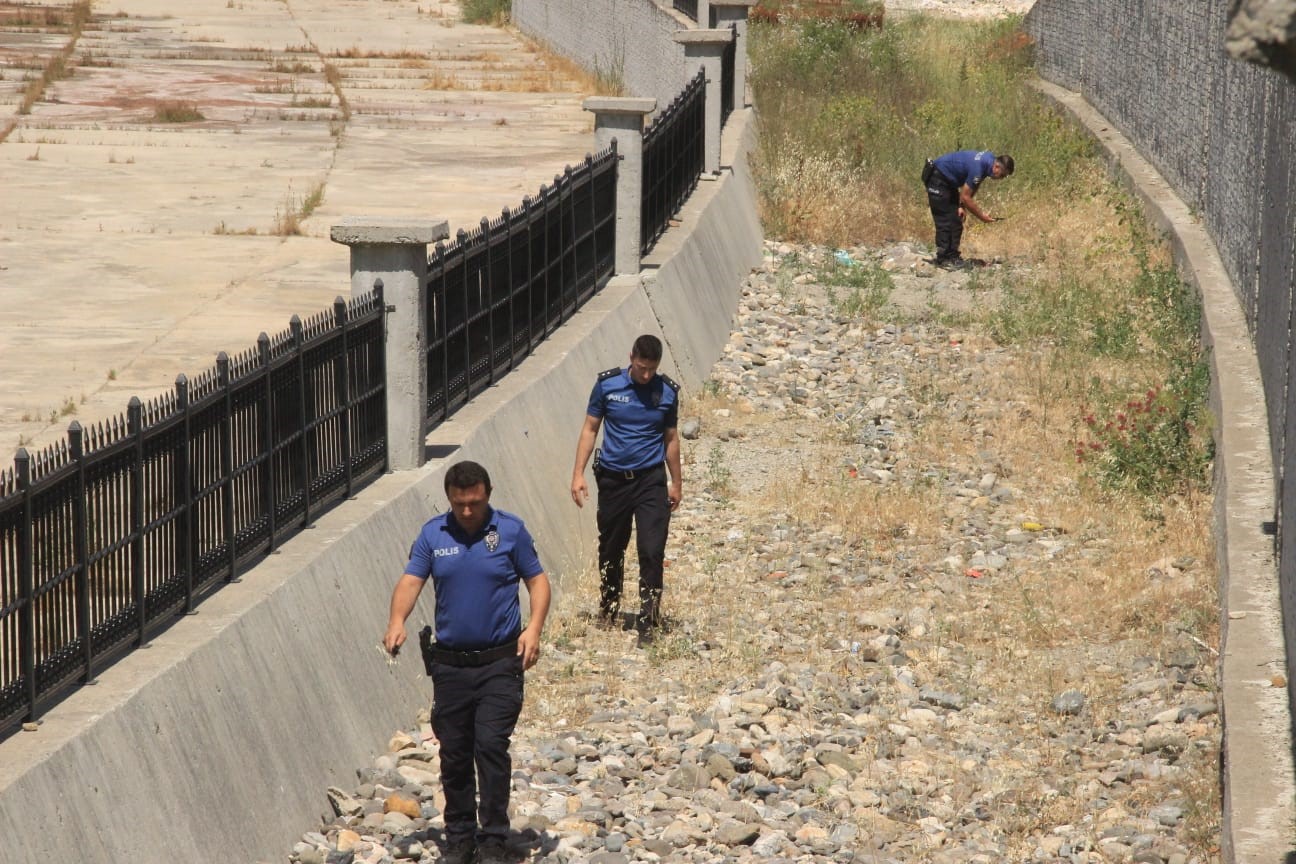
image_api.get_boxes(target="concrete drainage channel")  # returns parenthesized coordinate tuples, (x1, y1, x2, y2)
(0, 2, 765, 860)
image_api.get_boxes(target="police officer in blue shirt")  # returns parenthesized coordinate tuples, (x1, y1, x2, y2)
(384, 460, 551, 864)
(570, 334, 681, 641)
(922, 149, 1014, 269)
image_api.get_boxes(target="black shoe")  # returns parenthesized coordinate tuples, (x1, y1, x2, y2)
(936, 256, 968, 271)
(477, 839, 520, 864)
(442, 839, 477, 864)
(635, 615, 661, 648)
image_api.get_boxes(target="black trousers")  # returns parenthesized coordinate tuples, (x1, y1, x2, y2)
(596, 465, 670, 624)
(431, 654, 524, 844)
(924, 161, 963, 262)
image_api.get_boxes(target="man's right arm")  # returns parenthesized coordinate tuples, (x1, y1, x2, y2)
(958, 184, 994, 222)
(571, 414, 602, 507)
(384, 573, 426, 655)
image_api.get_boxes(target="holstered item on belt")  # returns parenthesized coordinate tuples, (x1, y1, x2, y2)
(922, 159, 934, 186)
(592, 447, 603, 477)
(418, 626, 435, 676)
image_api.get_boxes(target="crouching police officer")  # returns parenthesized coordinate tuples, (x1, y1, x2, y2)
(570, 334, 681, 642)
(384, 460, 551, 864)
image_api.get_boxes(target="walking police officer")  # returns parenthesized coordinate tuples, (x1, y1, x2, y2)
(384, 460, 550, 864)
(570, 334, 681, 642)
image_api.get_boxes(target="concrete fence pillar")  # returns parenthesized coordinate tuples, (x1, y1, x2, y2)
(583, 96, 657, 276)
(711, 0, 756, 108)
(329, 217, 449, 472)
(673, 29, 734, 175)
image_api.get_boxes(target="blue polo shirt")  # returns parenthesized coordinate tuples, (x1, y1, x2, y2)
(587, 367, 679, 472)
(404, 507, 544, 650)
(933, 150, 996, 190)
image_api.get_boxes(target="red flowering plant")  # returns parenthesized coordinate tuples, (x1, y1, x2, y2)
(1074, 360, 1213, 499)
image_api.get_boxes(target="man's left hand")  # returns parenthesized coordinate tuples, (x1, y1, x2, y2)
(668, 481, 682, 511)
(517, 629, 542, 669)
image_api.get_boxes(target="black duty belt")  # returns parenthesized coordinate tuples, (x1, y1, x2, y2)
(419, 627, 517, 672)
(924, 160, 953, 189)
(597, 463, 661, 481)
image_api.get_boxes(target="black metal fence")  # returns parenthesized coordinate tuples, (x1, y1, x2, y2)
(0, 21, 741, 743)
(673, 0, 698, 21)
(641, 69, 707, 255)
(721, 24, 737, 127)
(425, 148, 618, 427)
(0, 292, 387, 738)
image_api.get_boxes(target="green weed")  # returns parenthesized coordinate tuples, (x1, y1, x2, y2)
(461, 0, 510, 25)
(705, 445, 733, 501)
(749, 15, 1096, 246)
(816, 257, 893, 317)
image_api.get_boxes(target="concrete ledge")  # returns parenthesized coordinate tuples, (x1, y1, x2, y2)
(1032, 78, 1294, 864)
(582, 96, 657, 114)
(673, 28, 733, 43)
(329, 217, 450, 246)
(0, 111, 764, 864)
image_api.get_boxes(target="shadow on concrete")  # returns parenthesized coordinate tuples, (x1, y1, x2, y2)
(425, 444, 461, 462)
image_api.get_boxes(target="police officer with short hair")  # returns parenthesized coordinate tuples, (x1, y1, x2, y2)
(384, 460, 550, 864)
(922, 149, 1014, 269)
(570, 334, 681, 642)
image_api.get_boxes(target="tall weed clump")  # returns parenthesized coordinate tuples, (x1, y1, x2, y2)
(988, 221, 1213, 504)
(462, 0, 510, 25)
(748, 15, 1095, 248)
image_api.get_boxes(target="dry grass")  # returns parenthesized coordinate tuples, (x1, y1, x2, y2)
(151, 101, 205, 123)
(421, 70, 463, 90)
(3, 0, 90, 135)
(321, 63, 352, 119)
(512, 29, 625, 96)
(269, 181, 325, 236)
(330, 45, 428, 60)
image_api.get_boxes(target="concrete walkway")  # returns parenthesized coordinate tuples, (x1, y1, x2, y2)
(0, 0, 593, 458)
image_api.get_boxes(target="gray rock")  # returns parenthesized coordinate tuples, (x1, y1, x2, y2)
(665, 762, 710, 789)
(326, 787, 364, 818)
(1142, 727, 1189, 756)
(1149, 803, 1184, 826)
(919, 688, 966, 711)
(716, 821, 762, 846)
(1051, 690, 1086, 715)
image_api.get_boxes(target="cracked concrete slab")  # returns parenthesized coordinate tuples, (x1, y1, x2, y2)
(0, 0, 593, 458)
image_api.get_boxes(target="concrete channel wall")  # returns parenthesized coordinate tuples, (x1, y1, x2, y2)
(1026, 2, 1296, 861)
(0, 89, 762, 864)
(512, 0, 693, 114)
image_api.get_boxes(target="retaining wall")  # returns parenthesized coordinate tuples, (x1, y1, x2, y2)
(1027, 2, 1296, 861)
(512, 0, 693, 114)
(0, 107, 762, 863)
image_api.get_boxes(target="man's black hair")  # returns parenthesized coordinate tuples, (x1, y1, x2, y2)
(632, 334, 663, 362)
(444, 460, 492, 495)
(996, 154, 1015, 176)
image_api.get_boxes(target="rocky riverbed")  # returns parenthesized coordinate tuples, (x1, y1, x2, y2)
(280, 242, 1219, 864)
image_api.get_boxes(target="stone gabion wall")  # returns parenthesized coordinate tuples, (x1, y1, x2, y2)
(1027, 0, 1296, 741)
